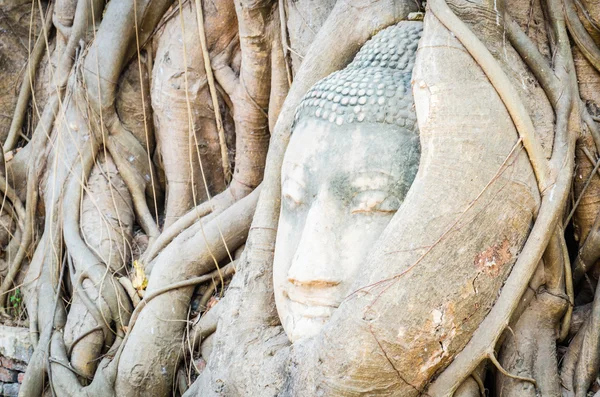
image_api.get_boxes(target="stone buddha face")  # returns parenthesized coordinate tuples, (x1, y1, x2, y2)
(273, 22, 423, 342)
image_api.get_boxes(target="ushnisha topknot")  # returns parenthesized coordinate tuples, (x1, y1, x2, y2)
(292, 21, 423, 131)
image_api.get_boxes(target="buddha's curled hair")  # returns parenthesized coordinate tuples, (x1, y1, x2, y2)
(292, 21, 423, 132)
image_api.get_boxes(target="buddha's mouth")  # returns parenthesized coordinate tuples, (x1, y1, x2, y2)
(289, 300, 335, 319)
(284, 287, 340, 319)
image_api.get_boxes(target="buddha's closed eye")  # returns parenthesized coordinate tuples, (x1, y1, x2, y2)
(282, 179, 306, 208)
(350, 190, 401, 214)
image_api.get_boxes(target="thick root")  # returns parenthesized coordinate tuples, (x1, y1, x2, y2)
(114, 188, 258, 397)
(497, 292, 566, 397)
(63, 152, 133, 379)
(151, 0, 236, 227)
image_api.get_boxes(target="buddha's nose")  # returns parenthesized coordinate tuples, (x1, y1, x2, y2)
(287, 199, 342, 287)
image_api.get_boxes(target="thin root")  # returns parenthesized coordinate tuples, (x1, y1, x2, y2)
(487, 350, 537, 386)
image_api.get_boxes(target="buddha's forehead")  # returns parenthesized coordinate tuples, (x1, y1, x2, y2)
(283, 119, 418, 181)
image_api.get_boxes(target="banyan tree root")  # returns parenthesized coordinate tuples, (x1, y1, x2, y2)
(15, 0, 282, 394)
(0, 0, 105, 314)
(428, 0, 576, 393)
(496, 292, 567, 396)
(63, 151, 134, 379)
(194, 0, 575, 396)
(0, 0, 47, 145)
(4, 1, 54, 152)
(212, 0, 282, 199)
(151, 0, 237, 228)
(106, 0, 288, 392)
(18, 0, 169, 395)
(561, 259, 600, 396)
(114, 188, 258, 397)
(8, 0, 600, 395)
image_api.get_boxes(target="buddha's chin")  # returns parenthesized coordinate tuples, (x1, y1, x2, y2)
(287, 315, 329, 343)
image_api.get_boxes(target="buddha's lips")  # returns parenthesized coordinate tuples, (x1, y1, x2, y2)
(289, 300, 335, 319)
(284, 287, 340, 318)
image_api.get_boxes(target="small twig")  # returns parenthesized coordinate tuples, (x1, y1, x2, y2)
(190, 299, 222, 352)
(198, 280, 217, 311)
(286, 45, 304, 60)
(564, 0, 600, 73)
(559, 232, 575, 342)
(4, 2, 54, 152)
(198, 260, 236, 310)
(66, 325, 103, 357)
(564, 147, 600, 226)
(18, 132, 31, 143)
(487, 350, 537, 386)
(505, 324, 517, 342)
(137, 0, 191, 55)
(118, 276, 141, 307)
(48, 357, 93, 381)
(278, 0, 293, 87)
(194, 0, 231, 184)
(288, 0, 315, 35)
(240, 75, 270, 120)
(472, 373, 485, 397)
(575, 0, 600, 34)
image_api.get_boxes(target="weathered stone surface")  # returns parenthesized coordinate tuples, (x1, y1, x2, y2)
(0, 357, 26, 372)
(0, 367, 17, 383)
(0, 326, 32, 363)
(3, 382, 20, 396)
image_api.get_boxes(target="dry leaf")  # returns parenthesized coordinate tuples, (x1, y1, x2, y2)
(131, 260, 148, 291)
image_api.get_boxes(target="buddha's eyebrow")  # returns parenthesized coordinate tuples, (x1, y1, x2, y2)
(349, 170, 394, 189)
(282, 162, 307, 186)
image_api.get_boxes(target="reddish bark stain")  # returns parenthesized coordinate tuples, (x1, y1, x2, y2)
(474, 239, 511, 276)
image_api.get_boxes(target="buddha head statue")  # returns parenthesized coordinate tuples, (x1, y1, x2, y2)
(273, 21, 423, 343)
